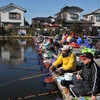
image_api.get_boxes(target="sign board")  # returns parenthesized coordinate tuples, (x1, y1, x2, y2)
(18, 30, 26, 35)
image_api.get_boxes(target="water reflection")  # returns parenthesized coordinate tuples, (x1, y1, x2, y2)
(0, 39, 62, 100)
(0, 39, 26, 65)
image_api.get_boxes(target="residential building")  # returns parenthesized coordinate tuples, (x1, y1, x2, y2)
(55, 6, 83, 21)
(55, 6, 83, 29)
(83, 9, 100, 29)
(54, 6, 94, 32)
(0, 3, 26, 27)
(31, 16, 55, 28)
(43, 23, 60, 31)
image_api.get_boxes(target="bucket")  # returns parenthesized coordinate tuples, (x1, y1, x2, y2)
(44, 76, 56, 90)
(44, 76, 55, 83)
(64, 73, 73, 81)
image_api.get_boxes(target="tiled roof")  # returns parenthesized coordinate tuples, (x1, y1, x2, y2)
(0, 3, 26, 12)
(61, 6, 83, 12)
(83, 9, 100, 16)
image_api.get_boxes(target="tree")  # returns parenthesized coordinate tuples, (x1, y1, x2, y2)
(60, 19, 65, 28)
(91, 27, 98, 36)
(0, 27, 6, 35)
(5, 24, 14, 35)
(70, 23, 82, 35)
(36, 21, 41, 28)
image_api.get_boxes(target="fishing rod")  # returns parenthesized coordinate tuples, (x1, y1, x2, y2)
(9, 65, 41, 71)
(0, 71, 50, 87)
(0, 65, 41, 71)
(9, 90, 59, 100)
(20, 72, 50, 80)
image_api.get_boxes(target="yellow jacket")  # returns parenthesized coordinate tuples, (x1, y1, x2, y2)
(53, 52, 76, 71)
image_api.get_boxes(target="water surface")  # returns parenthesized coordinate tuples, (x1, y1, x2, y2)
(0, 39, 62, 100)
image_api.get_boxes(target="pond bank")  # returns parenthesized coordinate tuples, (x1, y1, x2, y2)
(0, 36, 33, 39)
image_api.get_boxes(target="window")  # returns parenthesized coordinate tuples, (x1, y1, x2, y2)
(96, 16, 100, 22)
(91, 16, 93, 21)
(89, 16, 94, 21)
(70, 14, 78, 19)
(9, 13, 21, 20)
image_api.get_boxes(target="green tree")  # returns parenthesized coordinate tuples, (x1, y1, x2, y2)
(36, 22, 41, 28)
(60, 19, 65, 28)
(0, 27, 6, 36)
(91, 27, 98, 36)
(71, 23, 82, 35)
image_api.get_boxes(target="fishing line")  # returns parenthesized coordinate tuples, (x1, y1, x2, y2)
(9, 90, 59, 100)
(20, 72, 50, 80)
(9, 65, 41, 70)
(0, 71, 46, 87)
(0, 65, 41, 71)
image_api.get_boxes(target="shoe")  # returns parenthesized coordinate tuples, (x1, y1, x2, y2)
(61, 80, 67, 86)
(69, 84, 74, 88)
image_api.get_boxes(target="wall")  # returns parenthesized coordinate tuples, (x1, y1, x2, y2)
(66, 9, 81, 21)
(1, 6, 24, 26)
(84, 14, 100, 27)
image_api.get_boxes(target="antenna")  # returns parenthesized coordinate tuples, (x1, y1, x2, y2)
(10, 0, 13, 3)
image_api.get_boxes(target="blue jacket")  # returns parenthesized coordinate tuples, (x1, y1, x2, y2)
(85, 38, 92, 48)
(77, 37, 83, 45)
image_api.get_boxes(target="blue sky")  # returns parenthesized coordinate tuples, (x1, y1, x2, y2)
(0, 0, 100, 24)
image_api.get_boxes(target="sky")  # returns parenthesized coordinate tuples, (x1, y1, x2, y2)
(0, 0, 100, 24)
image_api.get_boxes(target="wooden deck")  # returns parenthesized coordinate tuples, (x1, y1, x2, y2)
(0, 36, 32, 39)
(34, 40, 100, 100)
(51, 72, 72, 100)
(51, 70, 100, 100)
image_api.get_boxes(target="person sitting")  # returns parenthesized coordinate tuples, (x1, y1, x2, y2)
(52, 42, 61, 58)
(42, 36, 49, 50)
(50, 45, 76, 75)
(47, 38, 55, 52)
(70, 36, 75, 43)
(85, 37, 93, 48)
(54, 34, 59, 43)
(98, 32, 100, 38)
(40, 36, 48, 48)
(70, 52, 100, 100)
(51, 42, 61, 65)
(67, 34, 72, 43)
(77, 36, 83, 45)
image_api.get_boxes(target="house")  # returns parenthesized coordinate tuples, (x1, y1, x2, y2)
(0, 3, 26, 27)
(83, 9, 100, 29)
(55, 6, 84, 29)
(31, 16, 55, 28)
(55, 6, 83, 21)
(54, 6, 94, 32)
(43, 23, 60, 32)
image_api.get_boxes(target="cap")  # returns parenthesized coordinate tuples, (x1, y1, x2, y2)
(85, 52, 94, 60)
(61, 45, 73, 51)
